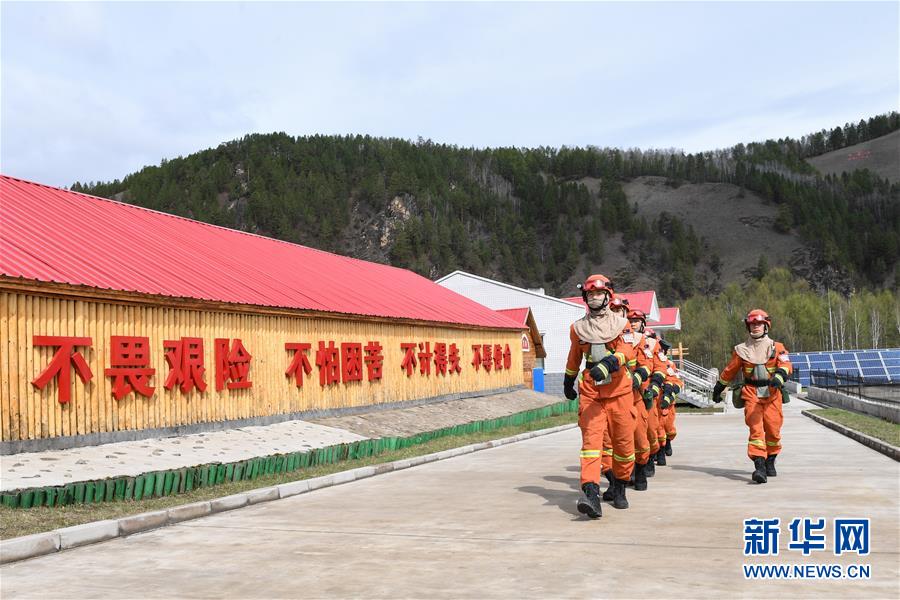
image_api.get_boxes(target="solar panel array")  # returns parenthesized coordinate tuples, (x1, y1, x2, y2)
(790, 348, 900, 385)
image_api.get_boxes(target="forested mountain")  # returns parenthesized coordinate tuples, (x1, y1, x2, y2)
(72, 112, 900, 303)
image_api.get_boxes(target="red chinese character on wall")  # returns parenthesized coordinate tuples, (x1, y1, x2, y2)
(449, 343, 462, 374)
(471, 344, 482, 371)
(316, 341, 341, 386)
(164, 337, 207, 393)
(418, 342, 433, 376)
(482, 344, 493, 372)
(215, 338, 253, 391)
(364, 341, 384, 381)
(31, 336, 93, 404)
(400, 342, 417, 377)
(434, 342, 447, 375)
(493, 344, 503, 371)
(285, 343, 313, 387)
(105, 336, 155, 400)
(503, 344, 512, 370)
(341, 343, 363, 383)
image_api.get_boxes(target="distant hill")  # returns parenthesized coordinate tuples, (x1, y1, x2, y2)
(807, 129, 900, 183)
(71, 114, 900, 302)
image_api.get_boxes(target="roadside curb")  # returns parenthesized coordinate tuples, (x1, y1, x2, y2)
(802, 410, 900, 462)
(0, 422, 577, 565)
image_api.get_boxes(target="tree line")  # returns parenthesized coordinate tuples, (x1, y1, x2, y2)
(70, 112, 900, 298)
(666, 268, 900, 370)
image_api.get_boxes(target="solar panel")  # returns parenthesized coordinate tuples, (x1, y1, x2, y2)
(857, 359, 883, 367)
(882, 359, 900, 367)
(833, 361, 857, 369)
(861, 367, 887, 376)
(856, 352, 880, 360)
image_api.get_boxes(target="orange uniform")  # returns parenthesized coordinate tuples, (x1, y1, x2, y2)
(624, 326, 656, 466)
(719, 342, 792, 459)
(567, 324, 639, 485)
(642, 337, 669, 453)
(660, 358, 683, 444)
(599, 325, 656, 471)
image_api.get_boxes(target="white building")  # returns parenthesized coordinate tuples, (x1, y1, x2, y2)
(436, 271, 586, 377)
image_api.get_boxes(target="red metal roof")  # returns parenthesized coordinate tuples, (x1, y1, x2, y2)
(0, 175, 521, 329)
(618, 291, 655, 315)
(648, 307, 680, 328)
(495, 308, 530, 327)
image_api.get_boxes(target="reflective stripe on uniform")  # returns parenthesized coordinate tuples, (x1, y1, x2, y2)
(613, 452, 635, 463)
(580, 449, 602, 458)
(748, 439, 766, 448)
(565, 369, 578, 376)
(636, 446, 651, 453)
(766, 440, 781, 447)
(602, 449, 613, 456)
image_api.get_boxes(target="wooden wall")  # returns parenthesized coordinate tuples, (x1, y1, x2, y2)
(0, 289, 522, 442)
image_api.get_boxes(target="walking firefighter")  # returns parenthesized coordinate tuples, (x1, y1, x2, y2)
(712, 309, 792, 484)
(563, 274, 640, 518)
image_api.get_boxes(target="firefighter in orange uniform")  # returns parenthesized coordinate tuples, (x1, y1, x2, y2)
(657, 340, 683, 461)
(563, 275, 638, 518)
(605, 300, 655, 492)
(641, 328, 668, 470)
(712, 309, 792, 484)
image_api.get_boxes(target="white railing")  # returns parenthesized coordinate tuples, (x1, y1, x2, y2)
(680, 359, 718, 384)
(677, 359, 716, 407)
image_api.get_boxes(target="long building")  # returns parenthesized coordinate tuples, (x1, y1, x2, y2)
(0, 176, 525, 453)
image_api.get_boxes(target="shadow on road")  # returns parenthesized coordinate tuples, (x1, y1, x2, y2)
(669, 464, 754, 483)
(516, 474, 584, 517)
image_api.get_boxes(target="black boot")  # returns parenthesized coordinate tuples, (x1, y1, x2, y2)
(665, 439, 673, 456)
(612, 477, 629, 509)
(655, 447, 667, 466)
(577, 482, 603, 519)
(765, 455, 777, 477)
(645, 456, 656, 478)
(602, 470, 615, 501)
(634, 463, 648, 491)
(752, 457, 768, 484)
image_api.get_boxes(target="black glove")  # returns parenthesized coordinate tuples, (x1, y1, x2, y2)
(563, 374, 578, 400)
(649, 372, 665, 389)
(589, 354, 620, 383)
(712, 381, 726, 403)
(769, 368, 788, 390)
(632, 372, 642, 390)
(642, 387, 656, 410)
(658, 383, 672, 408)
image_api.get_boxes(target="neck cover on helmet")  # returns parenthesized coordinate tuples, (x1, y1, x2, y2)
(735, 334, 774, 364)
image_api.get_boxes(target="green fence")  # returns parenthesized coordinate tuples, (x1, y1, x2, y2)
(1, 398, 577, 509)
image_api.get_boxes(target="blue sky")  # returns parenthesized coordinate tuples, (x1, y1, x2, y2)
(2, 1, 898, 187)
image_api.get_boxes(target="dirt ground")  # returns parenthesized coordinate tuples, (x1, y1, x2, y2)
(623, 176, 804, 282)
(310, 388, 564, 438)
(806, 129, 900, 184)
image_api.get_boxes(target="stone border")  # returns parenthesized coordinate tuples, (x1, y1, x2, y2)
(0, 423, 577, 565)
(1, 385, 525, 455)
(802, 410, 900, 462)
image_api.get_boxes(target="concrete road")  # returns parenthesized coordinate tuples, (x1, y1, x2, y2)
(2, 398, 898, 599)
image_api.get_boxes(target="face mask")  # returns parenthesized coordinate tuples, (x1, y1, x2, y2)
(587, 296, 607, 310)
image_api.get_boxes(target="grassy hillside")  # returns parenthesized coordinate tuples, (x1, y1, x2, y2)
(71, 114, 900, 301)
(807, 129, 900, 184)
